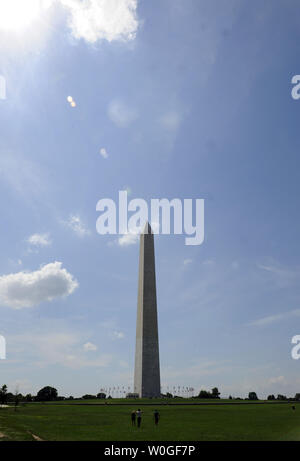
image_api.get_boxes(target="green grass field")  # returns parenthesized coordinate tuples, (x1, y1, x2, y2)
(0, 401, 300, 441)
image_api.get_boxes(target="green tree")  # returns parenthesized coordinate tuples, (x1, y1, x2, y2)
(277, 394, 287, 401)
(36, 386, 58, 402)
(248, 392, 258, 400)
(0, 385, 8, 405)
(212, 387, 220, 399)
(198, 390, 212, 399)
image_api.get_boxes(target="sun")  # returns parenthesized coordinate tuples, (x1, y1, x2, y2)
(0, 0, 44, 32)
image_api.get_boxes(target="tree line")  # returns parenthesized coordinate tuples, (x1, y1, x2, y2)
(1, 384, 300, 403)
(0, 385, 107, 404)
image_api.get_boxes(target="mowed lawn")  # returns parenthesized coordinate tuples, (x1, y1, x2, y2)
(0, 402, 300, 441)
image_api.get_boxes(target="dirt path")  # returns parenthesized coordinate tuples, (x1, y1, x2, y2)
(30, 433, 44, 441)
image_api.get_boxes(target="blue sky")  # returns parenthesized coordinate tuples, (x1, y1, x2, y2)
(0, 0, 300, 398)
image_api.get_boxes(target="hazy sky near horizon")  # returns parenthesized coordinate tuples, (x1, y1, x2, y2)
(1, 0, 300, 398)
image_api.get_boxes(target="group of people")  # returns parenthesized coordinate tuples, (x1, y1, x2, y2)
(131, 409, 160, 428)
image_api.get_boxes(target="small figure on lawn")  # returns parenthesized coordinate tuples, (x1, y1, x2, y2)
(154, 409, 160, 425)
(131, 410, 136, 426)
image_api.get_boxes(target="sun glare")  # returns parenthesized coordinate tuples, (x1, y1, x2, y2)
(0, 0, 43, 32)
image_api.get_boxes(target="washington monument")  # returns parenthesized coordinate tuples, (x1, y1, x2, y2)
(134, 222, 161, 398)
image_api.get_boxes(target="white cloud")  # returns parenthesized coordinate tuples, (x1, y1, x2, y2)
(202, 259, 215, 266)
(118, 232, 139, 246)
(258, 263, 291, 276)
(108, 99, 138, 127)
(183, 258, 193, 266)
(27, 233, 51, 247)
(83, 342, 98, 351)
(117, 222, 159, 246)
(59, 0, 139, 44)
(159, 111, 182, 132)
(8, 259, 23, 267)
(0, 262, 78, 309)
(257, 262, 300, 287)
(249, 309, 300, 327)
(268, 376, 285, 385)
(0, 1, 139, 45)
(112, 331, 125, 340)
(10, 330, 111, 369)
(100, 147, 108, 159)
(64, 214, 91, 237)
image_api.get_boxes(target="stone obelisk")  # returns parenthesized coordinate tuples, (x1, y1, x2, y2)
(134, 222, 161, 398)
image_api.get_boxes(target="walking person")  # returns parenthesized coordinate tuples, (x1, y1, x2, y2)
(136, 409, 142, 428)
(154, 409, 160, 426)
(131, 410, 136, 426)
